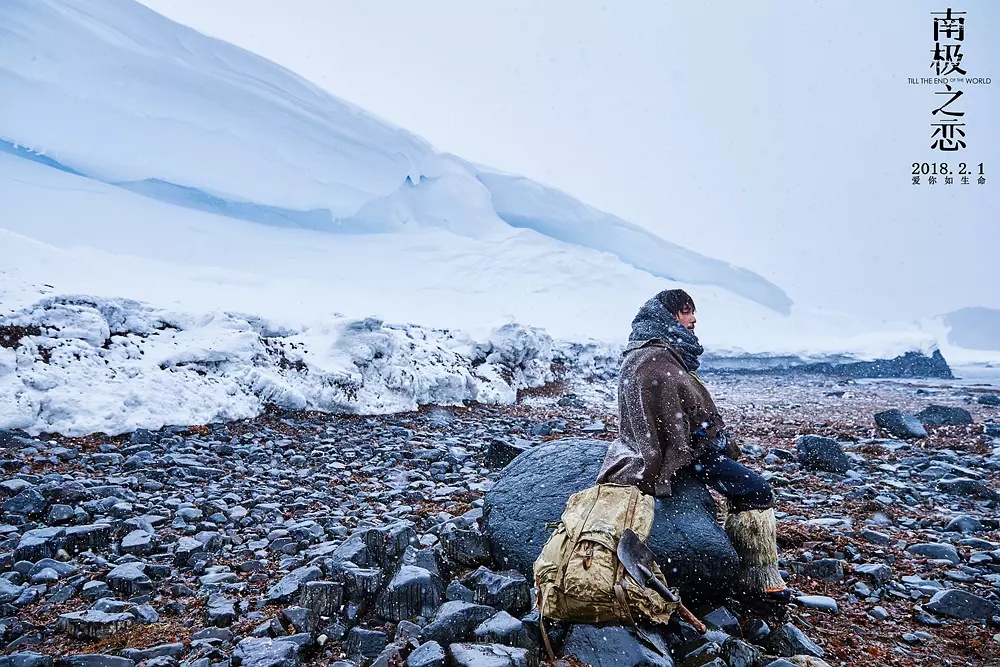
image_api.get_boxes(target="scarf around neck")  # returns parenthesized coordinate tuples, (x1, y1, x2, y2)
(628, 295, 704, 372)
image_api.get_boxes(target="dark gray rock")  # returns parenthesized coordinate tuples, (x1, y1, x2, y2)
(519, 608, 570, 656)
(0, 577, 26, 603)
(105, 562, 154, 597)
(474, 610, 535, 651)
(320, 619, 349, 642)
(299, 580, 343, 617)
(370, 644, 405, 667)
(447, 643, 529, 667)
(192, 626, 232, 642)
(674, 634, 722, 664)
(461, 567, 530, 615)
(874, 409, 927, 439)
(402, 546, 441, 578)
(119, 643, 185, 662)
(376, 565, 443, 621)
(62, 524, 113, 555)
(407, 641, 445, 667)
(173, 536, 205, 567)
(869, 606, 890, 621)
(439, 524, 491, 567)
(91, 599, 131, 614)
(795, 436, 850, 473)
(345, 628, 388, 666)
(765, 623, 825, 658)
(527, 420, 566, 437)
(0, 654, 53, 667)
(485, 440, 531, 470)
(483, 438, 738, 602)
(744, 619, 770, 644)
(936, 477, 1000, 501)
(280, 606, 316, 634)
(129, 429, 157, 445)
(57, 610, 135, 640)
(556, 394, 587, 410)
(559, 624, 673, 667)
(339, 564, 383, 602)
(446, 580, 475, 603)
(395, 620, 422, 643)
(360, 521, 416, 570)
(28, 558, 77, 579)
(327, 535, 373, 569)
(860, 529, 892, 546)
(3, 488, 47, 516)
(46, 504, 75, 524)
(206, 594, 237, 627)
(232, 637, 301, 667)
(703, 607, 741, 637)
(854, 563, 892, 585)
(944, 516, 983, 533)
(916, 405, 973, 426)
(54, 657, 136, 667)
(719, 639, 760, 667)
(0, 478, 33, 495)
(795, 595, 838, 613)
(128, 604, 159, 625)
(804, 558, 844, 582)
(977, 393, 1000, 406)
(13, 527, 64, 561)
(120, 529, 158, 556)
(925, 589, 999, 621)
(80, 580, 110, 601)
(421, 601, 497, 646)
(906, 543, 960, 564)
(266, 565, 322, 604)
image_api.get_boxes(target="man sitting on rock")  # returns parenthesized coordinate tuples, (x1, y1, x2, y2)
(596, 289, 789, 603)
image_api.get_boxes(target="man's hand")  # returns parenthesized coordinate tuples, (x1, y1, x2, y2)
(693, 425, 739, 461)
(720, 430, 741, 461)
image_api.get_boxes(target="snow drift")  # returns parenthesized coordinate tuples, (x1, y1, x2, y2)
(0, 296, 555, 436)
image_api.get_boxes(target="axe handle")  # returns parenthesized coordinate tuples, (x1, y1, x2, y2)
(675, 602, 708, 635)
(639, 564, 707, 634)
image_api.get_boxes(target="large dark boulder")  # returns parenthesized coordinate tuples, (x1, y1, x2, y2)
(795, 435, 850, 474)
(560, 624, 674, 667)
(482, 438, 738, 602)
(915, 405, 974, 426)
(873, 409, 927, 439)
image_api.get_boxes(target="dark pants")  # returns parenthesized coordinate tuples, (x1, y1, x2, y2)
(685, 450, 773, 513)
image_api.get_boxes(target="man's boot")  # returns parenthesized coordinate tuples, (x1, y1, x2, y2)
(725, 507, 789, 603)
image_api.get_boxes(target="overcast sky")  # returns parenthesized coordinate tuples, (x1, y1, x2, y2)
(139, 0, 998, 322)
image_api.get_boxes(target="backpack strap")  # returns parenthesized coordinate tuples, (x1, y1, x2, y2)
(624, 485, 641, 530)
(613, 580, 637, 626)
(537, 583, 557, 662)
(559, 486, 604, 584)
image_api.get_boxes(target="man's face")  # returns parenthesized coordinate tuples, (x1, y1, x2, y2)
(676, 306, 697, 332)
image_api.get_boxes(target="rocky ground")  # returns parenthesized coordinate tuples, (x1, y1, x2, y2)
(0, 370, 999, 667)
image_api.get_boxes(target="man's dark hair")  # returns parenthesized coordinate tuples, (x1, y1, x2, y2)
(656, 289, 696, 316)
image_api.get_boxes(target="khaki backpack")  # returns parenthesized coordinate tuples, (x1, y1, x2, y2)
(532, 483, 679, 659)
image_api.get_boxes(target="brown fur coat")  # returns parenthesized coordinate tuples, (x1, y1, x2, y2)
(596, 339, 729, 496)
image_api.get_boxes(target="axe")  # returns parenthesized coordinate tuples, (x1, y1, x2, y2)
(617, 528, 707, 633)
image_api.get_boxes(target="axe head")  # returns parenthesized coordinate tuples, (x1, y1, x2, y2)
(617, 528, 679, 603)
